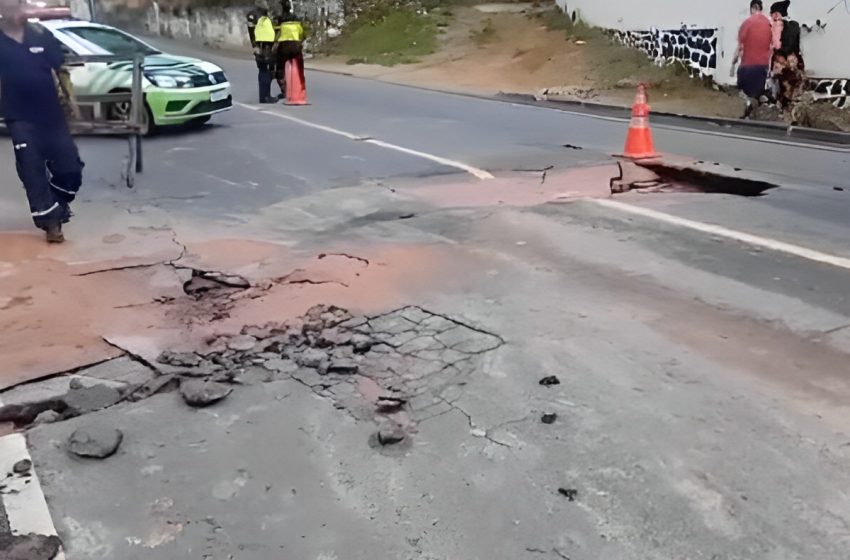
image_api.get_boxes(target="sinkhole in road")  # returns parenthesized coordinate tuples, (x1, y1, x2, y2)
(634, 160, 779, 197)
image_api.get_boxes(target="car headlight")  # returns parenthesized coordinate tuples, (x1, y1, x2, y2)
(145, 74, 193, 89)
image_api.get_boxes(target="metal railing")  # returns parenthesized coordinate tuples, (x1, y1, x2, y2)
(64, 53, 145, 188)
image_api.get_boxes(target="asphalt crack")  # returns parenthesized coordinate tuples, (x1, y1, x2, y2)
(433, 397, 515, 448)
(75, 233, 187, 277)
(101, 336, 162, 374)
(318, 252, 370, 267)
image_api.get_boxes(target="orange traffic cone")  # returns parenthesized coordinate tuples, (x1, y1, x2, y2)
(285, 56, 308, 106)
(622, 84, 658, 159)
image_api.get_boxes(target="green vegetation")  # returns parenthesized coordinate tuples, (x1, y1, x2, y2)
(536, 6, 601, 41)
(535, 6, 704, 94)
(329, 9, 437, 66)
(587, 41, 694, 91)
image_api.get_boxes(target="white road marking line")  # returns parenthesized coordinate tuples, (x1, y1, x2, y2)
(237, 102, 363, 140)
(236, 102, 495, 180)
(363, 138, 494, 180)
(0, 433, 66, 559)
(593, 198, 850, 271)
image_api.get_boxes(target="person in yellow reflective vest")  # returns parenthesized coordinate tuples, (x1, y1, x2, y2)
(246, 0, 278, 103)
(273, 1, 305, 97)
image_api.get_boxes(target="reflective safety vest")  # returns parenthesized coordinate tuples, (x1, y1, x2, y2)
(278, 21, 304, 42)
(254, 16, 276, 42)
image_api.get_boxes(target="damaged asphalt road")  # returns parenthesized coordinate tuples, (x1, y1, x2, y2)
(2, 39, 850, 560)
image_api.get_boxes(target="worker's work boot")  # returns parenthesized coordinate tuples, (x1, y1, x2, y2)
(45, 223, 65, 244)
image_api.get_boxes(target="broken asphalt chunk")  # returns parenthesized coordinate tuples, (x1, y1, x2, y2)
(125, 374, 178, 402)
(180, 380, 233, 407)
(62, 384, 122, 416)
(262, 358, 298, 374)
(226, 335, 258, 353)
(376, 423, 406, 446)
(541, 413, 558, 424)
(558, 488, 578, 501)
(376, 396, 407, 413)
(0, 400, 64, 425)
(539, 376, 561, 387)
(351, 334, 374, 354)
(0, 533, 63, 560)
(68, 425, 123, 459)
(12, 459, 32, 475)
(157, 351, 201, 367)
(328, 359, 359, 375)
(33, 410, 61, 425)
(297, 348, 329, 369)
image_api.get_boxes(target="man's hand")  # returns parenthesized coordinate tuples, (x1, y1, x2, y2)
(730, 48, 741, 79)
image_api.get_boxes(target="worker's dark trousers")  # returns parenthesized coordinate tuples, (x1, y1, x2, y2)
(257, 64, 273, 102)
(255, 43, 275, 102)
(7, 120, 84, 230)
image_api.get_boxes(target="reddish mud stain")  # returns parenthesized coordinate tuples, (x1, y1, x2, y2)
(409, 165, 616, 208)
(0, 295, 32, 310)
(0, 235, 465, 389)
(0, 232, 51, 263)
(177, 238, 299, 279)
(102, 233, 126, 244)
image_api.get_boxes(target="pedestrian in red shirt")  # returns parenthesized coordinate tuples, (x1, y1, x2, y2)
(731, 0, 773, 118)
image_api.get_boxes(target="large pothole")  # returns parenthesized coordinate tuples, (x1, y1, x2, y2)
(7, 305, 505, 450)
(158, 304, 505, 441)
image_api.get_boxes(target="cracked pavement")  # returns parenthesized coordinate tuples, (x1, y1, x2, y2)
(1, 38, 850, 560)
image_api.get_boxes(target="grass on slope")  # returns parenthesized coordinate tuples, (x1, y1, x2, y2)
(331, 10, 437, 66)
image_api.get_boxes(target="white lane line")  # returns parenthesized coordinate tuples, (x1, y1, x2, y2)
(236, 102, 495, 180)
(363, 138, 494, 180)
(0, 433, 66, 559)
(593, 198, 850, 271)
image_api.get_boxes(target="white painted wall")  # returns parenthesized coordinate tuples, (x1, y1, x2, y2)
(146, 3, 251, 48)
(558, 0, 850, 83)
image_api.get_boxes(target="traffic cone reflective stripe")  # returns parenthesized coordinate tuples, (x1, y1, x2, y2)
(285, 56, 308, 106)
(622, 85, 658, 159)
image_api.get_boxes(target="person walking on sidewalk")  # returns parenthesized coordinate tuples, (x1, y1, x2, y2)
(770, 1, 802, 64)
(731, 0, 773, 119)
(0, 0, 84, 243)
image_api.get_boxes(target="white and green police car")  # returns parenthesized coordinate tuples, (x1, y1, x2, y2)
(39, 19, 232, 133)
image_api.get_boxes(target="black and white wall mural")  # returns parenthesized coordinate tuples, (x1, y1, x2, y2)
(611, 27, 719, 79)
(810, 78, 850, 107)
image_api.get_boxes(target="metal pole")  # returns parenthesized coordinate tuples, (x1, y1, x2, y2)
(131, 53, 144, 175)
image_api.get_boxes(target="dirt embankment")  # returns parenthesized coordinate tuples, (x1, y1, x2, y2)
(313, 5, 746, 119)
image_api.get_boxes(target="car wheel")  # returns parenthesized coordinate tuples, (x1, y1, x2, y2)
(106, 96, 154, 136)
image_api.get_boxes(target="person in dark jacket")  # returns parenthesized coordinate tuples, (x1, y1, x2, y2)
(0, 0, 84, 243)
(770, 1, 803, 66)
(273, 1, 305, 97)
(769, 1, 806, 112)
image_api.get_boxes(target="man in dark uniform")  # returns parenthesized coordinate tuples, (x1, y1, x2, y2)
(246, 0, 278, 103)
(0, 0, 84, 243)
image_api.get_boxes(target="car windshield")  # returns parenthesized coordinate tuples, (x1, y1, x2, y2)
(62, 26, 160, 56)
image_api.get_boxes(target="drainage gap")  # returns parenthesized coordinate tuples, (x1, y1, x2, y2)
(633, 160, 778, 197)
